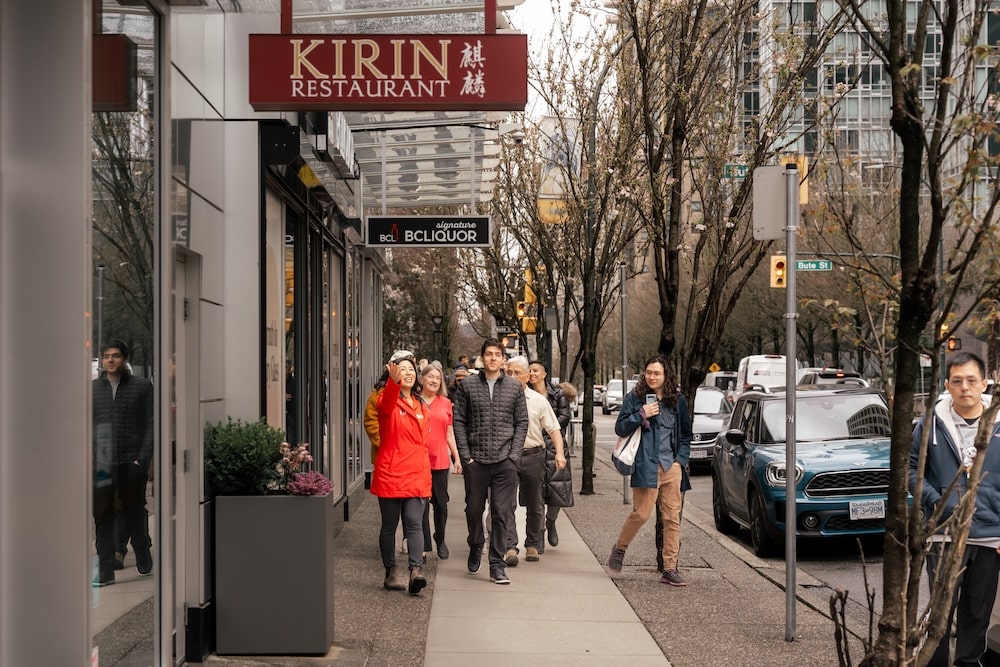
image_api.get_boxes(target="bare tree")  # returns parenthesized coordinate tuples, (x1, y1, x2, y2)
(612, 0, 851, 423)
(828, 0, 1000, 662)
(92, 89, 155, 367)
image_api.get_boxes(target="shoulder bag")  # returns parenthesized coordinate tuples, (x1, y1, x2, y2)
(612, 427, 642, 476)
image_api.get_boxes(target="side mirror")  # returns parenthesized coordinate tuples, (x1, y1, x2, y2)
(725, 429, 746, 447)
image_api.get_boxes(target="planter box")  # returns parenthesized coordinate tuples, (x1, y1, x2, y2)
(215, 494, 335, 655)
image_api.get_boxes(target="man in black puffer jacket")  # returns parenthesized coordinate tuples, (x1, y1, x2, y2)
(92, 340, 154, 587)
(452, 338, 528, 585)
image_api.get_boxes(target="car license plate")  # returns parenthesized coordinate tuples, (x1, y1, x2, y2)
(849, 499, 885, 520)
(690, 450, 708, 459)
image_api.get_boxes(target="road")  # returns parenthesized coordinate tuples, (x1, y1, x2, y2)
(583, 407, 902, 629)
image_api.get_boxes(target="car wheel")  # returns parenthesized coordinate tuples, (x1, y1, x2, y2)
(712, 475, 738, 535)
(749, 490, 778, 558)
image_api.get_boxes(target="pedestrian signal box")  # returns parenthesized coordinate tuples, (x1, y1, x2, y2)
(770, 255, 787, 288)
(947, 337, 962, 351)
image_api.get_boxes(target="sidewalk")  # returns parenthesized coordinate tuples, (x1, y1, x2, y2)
(424, 473, 669, 666)
(206, 450, 871, 666)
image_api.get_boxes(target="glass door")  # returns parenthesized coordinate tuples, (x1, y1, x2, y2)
(90, 1, 160, 664)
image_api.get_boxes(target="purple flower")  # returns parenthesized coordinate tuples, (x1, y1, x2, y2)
(287, 470, 334, 496)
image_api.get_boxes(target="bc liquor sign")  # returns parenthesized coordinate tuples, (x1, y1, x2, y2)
(366, 216, 491, 248)
(249, 33, 528, 112)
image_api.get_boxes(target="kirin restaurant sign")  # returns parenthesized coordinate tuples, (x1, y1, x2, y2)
(248, 33, 528, 111)
(366, 216, 491, 248)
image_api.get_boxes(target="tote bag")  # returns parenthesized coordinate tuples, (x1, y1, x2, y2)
(611, 427, 642, 476)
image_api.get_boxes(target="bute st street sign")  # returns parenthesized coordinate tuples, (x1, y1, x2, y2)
(795, 259, 833, 271)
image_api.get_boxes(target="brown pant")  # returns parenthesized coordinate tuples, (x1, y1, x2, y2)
(615, 463, 683, 571)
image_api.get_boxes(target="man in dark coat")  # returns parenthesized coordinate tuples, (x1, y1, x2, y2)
(527, 361, 573, 552)
(452, 338, 528, 585)
(93, 340, 154, 586)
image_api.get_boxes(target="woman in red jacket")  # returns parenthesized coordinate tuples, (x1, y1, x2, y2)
(370, 354, 432, 595)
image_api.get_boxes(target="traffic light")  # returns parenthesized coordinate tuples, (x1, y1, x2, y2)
(947, 337, 962, 351)
(770, 255, 787, 288)
(524, 268, 537, 304)
(521, 317, 537, 334)
(516, 301, 529, 318)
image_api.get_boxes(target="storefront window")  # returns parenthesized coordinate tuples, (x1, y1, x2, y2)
(90, 1, 159, 664)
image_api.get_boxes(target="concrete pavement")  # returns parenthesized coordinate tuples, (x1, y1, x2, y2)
(205, 441, 874, 666)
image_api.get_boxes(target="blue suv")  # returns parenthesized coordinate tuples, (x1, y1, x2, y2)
(711, 386, 892, 557)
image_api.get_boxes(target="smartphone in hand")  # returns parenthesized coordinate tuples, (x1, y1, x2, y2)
(646, 393, 657, 404)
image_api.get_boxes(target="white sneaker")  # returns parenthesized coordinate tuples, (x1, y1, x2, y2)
(400, 538, 408, 554)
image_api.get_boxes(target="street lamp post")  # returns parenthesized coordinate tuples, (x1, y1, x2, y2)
(431, 314, 444, 364)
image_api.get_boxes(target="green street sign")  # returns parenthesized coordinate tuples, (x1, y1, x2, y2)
(795, 259, 833, 271)
(724, 164, 750, 179)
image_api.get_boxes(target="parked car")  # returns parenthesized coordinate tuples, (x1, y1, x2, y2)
(711, 385, 892, 557)
(690, 386, 733, 468)
(798, 369, 869, 387)
(601, 378, 637, 414)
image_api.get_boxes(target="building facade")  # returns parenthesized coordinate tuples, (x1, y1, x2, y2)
(0, 1, 512, 664)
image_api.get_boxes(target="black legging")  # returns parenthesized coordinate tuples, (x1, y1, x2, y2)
(422, 469, 451, 549)
(378, 497, 426, 570)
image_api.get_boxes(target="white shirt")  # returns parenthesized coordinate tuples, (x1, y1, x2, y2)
(523, 387, 559, 449)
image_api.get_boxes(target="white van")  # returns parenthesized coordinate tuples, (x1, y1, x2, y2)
(736, 355, 792, 394)
(702, 371, 738, 393)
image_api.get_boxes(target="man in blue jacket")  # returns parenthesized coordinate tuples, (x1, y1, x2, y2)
(910, 351, 1000, 667)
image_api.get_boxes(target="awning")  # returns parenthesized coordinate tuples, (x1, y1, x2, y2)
(280, 0, 524, 211)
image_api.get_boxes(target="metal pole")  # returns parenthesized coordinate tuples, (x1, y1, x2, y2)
(97, 264, 106, 351)
(620, 262, 630, 504)
(784, 164, 799, 642)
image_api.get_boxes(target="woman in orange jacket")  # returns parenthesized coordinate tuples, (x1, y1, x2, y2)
(370, 353, 432, 595)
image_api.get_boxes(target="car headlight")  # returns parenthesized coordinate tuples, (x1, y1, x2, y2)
(765, 461, 803, 486)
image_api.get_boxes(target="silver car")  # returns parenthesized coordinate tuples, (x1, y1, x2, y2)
(690, 386, 732, 467)
(602, 378, 637, 414)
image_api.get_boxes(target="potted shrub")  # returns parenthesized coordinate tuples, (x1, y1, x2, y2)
(206, 418, 336, 655)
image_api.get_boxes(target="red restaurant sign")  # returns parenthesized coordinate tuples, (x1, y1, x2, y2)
(248, 33, 528, 112)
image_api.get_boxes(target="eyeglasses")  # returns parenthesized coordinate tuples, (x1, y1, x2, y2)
(948, 377, 984, 387)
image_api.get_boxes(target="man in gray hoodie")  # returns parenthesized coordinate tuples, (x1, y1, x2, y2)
(910, 351, 1000, 667)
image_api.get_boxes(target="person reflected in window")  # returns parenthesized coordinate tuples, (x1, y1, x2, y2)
(92, 340, 154, 587)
